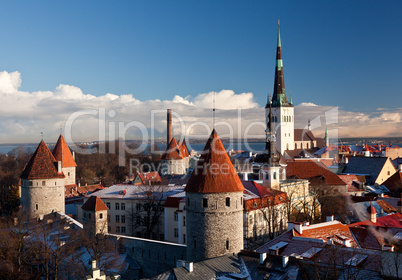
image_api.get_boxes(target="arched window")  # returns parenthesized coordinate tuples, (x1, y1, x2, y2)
(273, 172, 276, 179)
(226, 239, 230, 250)
(295, 143, 297, 149)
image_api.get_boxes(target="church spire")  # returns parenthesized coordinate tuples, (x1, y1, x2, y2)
(265, 97, 280, 166)
(270, 20, 292, 108)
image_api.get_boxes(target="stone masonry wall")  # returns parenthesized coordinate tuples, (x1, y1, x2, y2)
(21, 178, 65, 218)
(186, 191, 243, 263)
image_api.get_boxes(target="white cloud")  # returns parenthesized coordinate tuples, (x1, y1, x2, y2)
(0, 70, 400, 144)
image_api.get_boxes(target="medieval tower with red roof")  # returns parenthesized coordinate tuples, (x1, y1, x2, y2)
(81, 196, 109, 235)
(20, 140, 66, 218)
(161, 109, 190, 175)
(52, 134, 77, 186)
(267, 21, 294, 154)
(185, 130, 244, 262)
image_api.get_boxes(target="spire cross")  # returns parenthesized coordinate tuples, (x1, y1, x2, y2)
(278, 19, 280, 26)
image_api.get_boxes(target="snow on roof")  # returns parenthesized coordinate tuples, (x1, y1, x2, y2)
(300, 247, 322, 259)
(88, 184, 185, 200)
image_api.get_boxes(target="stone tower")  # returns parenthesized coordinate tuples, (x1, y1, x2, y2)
(267, 21, 294, 154)
(185, 130, 244, 263)
(20, 140, 65, 218)
(52, 134, 77, 186)
(81, 196, 109, 235)
(161, 137, 190, 175)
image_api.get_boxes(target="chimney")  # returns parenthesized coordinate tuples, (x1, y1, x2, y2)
(184, 261, 193, 272)
(167, 109, 172, 147)
(303, 221, 309, 227)
(343, 238, 352, 247)
(260, 252, 267, 264)
(282, 256, 289, 268)
(91, 260, 97, 270)
(326, 215, 334, 222)
(57, 161, 62, 173)
(72, 151, 75, 160)
(294, 222, 303, 235)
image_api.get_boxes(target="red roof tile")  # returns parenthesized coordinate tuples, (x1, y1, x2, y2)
(349, 213, 402, 228)
(162, 138, 183, 160)
(52, 134, 77, 167)
(286, 161, 346, 185)
(185, 130, 244, 193)
(376, 200, 397, 214)
(81, 196, 109, 211)
(21, 141, 65, 179)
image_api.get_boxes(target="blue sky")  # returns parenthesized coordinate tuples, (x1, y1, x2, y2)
(1, 0, 400, 111)
(0, 1, 401, 142)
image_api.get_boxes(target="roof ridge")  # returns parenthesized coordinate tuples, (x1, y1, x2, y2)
(185, 130, 244, 193)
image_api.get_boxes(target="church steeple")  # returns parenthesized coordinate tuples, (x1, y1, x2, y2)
(270, 20, 292, 108)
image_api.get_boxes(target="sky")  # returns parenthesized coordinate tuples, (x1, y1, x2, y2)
(0, 0, 401, 143)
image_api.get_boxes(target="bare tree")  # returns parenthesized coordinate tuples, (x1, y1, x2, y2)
(127, 185, 165, 240)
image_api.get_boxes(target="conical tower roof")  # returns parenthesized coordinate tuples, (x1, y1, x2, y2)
(52, 134, 77, 167)
(81, 196, 109, 211)
(270, 21, 292, 108)
(185, 130, 244, 193)
(21, 140, 65, 179)
(162, 137, 183, 160)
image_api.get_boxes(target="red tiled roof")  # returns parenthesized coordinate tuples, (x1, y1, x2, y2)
(185, 130, 244, 193)
(338, 174, 364, 193)
(348, 226, 381, 250)
(78, 184, 105, 195)
(349, 213, 402, 228)
(21, 141, 65, 179)
(162, 138, 183, 160)
(286, 161, 346, 185)
(140, 171, 162, 183)
(179, 138, 190, 157)
(164, 196, 182, 208)
(376, 200, 397, 214)
(81, 196, 109, 211)
(52, 134, 77, 167)
(293, 222, 356, 244)
(294, 129, 317, 142)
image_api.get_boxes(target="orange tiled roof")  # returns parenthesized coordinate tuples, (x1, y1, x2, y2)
(81, 196, 109, 211)
(181, 138, 190, 157)
(349, 213, 402, 228)
(286, 161, 346, 185)
(293, 222, 356, 246)
(21, 141, 65, 180)
(185, 130, 244, 193)
(52, 134, 77, 167)
(162, 138, 183, 160)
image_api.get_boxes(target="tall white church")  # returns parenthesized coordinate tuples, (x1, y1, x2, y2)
(266, 22, 294, 155)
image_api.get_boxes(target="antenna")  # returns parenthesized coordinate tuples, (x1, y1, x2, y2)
(213, 92, 216, 129)
(41, 132, 43, 141)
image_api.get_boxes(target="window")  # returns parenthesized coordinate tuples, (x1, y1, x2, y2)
(121, 203, 125, 210)
(68, 172, 70, 177)
(36, 204, 38, 210)
(174, 212, 178, 221)
(42, 181, 46, 186)
(88, 213, 91, 219)
(183, 216, 186, 226)
(226, 197, 230, 207)
(116, 226, 120, 233)
(115, 203, 120, 210)
(115, 215, 120, 223)
(226, 239, 229, 250)
(295, 143, 298, 149)
(183, 234, 186, 244)
(121, 215, 125, 223)
(174, 228, 178, 238)
(29, 181, 33, 186)
(241, 198, 243, 205)
(203, 198, 208, 208)
(121, 226, 126, 233)
(273, 172, 276, 179)
(136, 204, 141, 211)
(99, 213, 103, 219)
(106, 202, 110, 209)
(388, 171, 391, 175)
